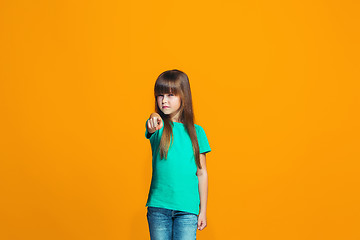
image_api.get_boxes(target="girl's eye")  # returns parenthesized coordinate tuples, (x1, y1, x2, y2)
(169, 94, 174, 96)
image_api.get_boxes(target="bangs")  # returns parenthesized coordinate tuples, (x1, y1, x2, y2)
(154, 79, 181, 96)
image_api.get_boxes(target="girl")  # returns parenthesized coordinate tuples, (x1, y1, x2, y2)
(145, 69, 211, 240)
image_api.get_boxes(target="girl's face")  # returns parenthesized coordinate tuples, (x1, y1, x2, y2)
(157, 93, 181, 118)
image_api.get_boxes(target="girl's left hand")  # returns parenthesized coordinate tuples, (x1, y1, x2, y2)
(197, 212, 207, 230)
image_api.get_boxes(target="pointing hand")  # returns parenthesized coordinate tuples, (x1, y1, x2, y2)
(147, 113, 163, 133)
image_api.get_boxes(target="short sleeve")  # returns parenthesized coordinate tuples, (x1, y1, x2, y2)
(196, 125, 211, 154)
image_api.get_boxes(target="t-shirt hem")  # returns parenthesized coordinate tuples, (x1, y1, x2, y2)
(146, 203, 199, 215)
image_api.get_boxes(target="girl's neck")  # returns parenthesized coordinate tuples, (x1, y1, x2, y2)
(170, 112, 181, 123)
(171, 116, 182, 123)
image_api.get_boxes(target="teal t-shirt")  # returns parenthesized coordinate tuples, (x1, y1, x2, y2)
(145, 118, 211, 215)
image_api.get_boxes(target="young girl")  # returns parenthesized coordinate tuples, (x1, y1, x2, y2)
(145, 69, 211, 240)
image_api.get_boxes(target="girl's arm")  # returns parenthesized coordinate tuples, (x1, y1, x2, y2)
(196, 153, 208, 230)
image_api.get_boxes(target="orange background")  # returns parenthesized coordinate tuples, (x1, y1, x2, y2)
(1, 0, 359, 239)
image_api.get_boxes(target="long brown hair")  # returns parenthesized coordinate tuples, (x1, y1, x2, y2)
(154, 69, 202, 169)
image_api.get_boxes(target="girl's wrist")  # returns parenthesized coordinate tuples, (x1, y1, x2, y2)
(199, 209, 207, 214)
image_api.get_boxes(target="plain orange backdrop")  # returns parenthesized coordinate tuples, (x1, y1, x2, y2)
(0, 0, 359, 239)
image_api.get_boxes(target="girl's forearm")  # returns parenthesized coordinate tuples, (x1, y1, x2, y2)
(198, 171, 208, 214)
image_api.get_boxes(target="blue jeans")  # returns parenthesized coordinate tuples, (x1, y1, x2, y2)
(147, 206, 198, 240)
